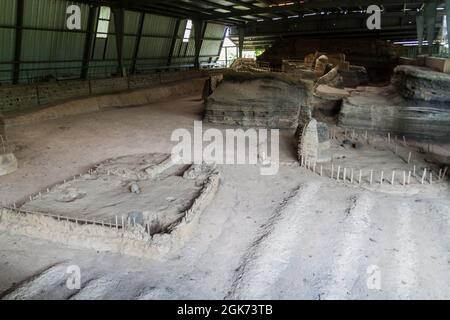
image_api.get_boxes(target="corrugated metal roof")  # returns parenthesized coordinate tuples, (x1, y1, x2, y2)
(0, 0, 16, 25)
(23, 0, 89, 30)
(0, 30, 15, 62)
(0, 0, 226, 83)
(201, 23, 226, 56)
(142, 14, 177, 37)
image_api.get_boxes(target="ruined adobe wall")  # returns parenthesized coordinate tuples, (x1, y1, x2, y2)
(258, 38, 403, 82)
(0, 70, 223, 127)
(0, 70, 223, 115)
(205, 71, 313, 129)
(0, 170, 220, 259)
(339, 66, 450, 141)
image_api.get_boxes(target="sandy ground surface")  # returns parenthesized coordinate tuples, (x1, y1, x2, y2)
(1, 95, 450, 299)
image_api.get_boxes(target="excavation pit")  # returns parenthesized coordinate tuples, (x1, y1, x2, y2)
(301, 128, 449, 194)
(19, 153, 218, 235)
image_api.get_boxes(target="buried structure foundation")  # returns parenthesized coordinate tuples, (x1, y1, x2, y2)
(1, 154, 220, 258)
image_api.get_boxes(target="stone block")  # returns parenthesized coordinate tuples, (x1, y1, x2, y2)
(297, 119, 331, 163)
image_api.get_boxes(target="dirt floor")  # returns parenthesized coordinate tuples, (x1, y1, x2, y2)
(1, 95, 450, 299)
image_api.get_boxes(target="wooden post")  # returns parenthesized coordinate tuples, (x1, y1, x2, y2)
(331, 164, 334, 179)
(388, 133, 391, 143)
(380, 171, 384, 185)
(359, 170, 362, 184)
(320, 165, 323, 176)
(370, 170, 373, 185)
(391, 171, 395, 185)
(350, 169, 354, 184)
(337, 166, 341, 181)
(343, 168, 347, 182)
(407, 152, 412, 164)
(407, 171, 411, 185)
(403, 171, 406, 186)
(421, 168, 427, 185)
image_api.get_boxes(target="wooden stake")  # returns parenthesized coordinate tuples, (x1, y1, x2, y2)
(407, 152, 411, 164)
(380, 171, 384, 185)
(413, 165, 416, 177)
(343, 168, 347, 182)
(391, 171, 395, 185)
(337, 166, 341, 181)
(350, 169, 354, 184)
(430, 172, 433, 185)
(359, 170, 362, 184)
(421, 168, 427, 185)
(331, 164, 334, 179)
(403, 171, 406, 186)
(320, 165, 323, 176)
(370, 170, 373, 185)
(407, 171, 411, 185)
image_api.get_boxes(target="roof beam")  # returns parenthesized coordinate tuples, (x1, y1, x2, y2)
(205, 0, 428, 20)
(12, 0, 24, 84)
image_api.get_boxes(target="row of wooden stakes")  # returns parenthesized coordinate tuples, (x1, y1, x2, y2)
(300, 156, 448, 186)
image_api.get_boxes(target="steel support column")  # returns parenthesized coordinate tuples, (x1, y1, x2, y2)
(167, 19, 181, 68)
(81, 5, 97, 79)
(446, 0, 450, 48)
(112, 6, 125, 77)
(238, 26, 244, 58)
(12, 0, 24, 84)
(416, 15, 424, 54)
(424, 1, 438, 53)
(193, 19, 205, 69)
(130, 12, 145, 74)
